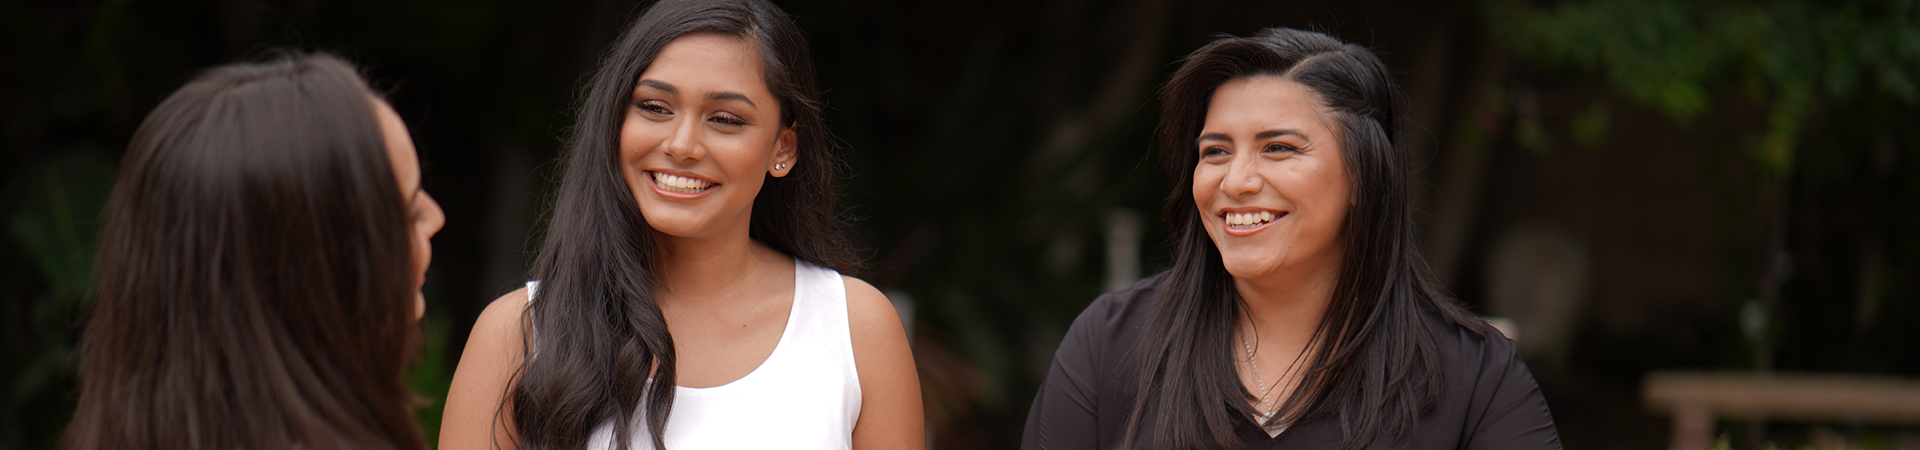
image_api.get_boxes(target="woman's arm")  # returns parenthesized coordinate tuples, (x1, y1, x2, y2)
(439, 288, 530, 450)
(844, 277, 925, 450)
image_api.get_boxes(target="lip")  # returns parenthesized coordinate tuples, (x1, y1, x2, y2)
(645, 169, 719, 200)
(1216, 207, 1287, 237)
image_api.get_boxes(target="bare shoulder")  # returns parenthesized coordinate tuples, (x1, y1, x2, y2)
(839, 276, 924, 449)
(441, 287, 532, 449)
(840, 275, 911, 368)
(454, 285, 532, 381)
(474, 287, 532, 339)
(840, 276, 902, 332)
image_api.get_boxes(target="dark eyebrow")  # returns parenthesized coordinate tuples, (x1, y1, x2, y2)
(1194, 129, 1306, 145)
(1255, 129, 1306, 141)
(638, 79, 677, 95)
(708, 92, 757, 108)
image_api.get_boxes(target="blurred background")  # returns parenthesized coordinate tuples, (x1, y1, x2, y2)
(4, 0, 1918, 448)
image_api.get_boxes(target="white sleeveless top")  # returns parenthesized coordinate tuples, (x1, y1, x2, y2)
(527, 260, 863, 449)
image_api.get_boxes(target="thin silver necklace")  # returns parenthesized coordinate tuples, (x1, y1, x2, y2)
(1238, 315, 1303, 423)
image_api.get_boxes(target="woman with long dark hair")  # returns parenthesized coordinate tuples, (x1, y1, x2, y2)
(438, 0, 922, 449)
(1023, 28, 1560, 449)
(64, 53, 445, 450)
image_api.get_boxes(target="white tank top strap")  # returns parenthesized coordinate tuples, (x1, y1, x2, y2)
(791, 260, 861, 389)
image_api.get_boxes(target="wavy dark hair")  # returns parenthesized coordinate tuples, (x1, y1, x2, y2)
(64, 53, 426, 450)
(507, 0, 855, 449)
(1123, 28, 1492, 450)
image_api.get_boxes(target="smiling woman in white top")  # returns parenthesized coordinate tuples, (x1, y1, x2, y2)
(436, 1, 923, 449)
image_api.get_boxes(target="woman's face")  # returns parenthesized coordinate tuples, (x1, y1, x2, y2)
(1192, 76, 1351, 283)
(620, 33, 797, 240)
(375, 99, 444, 320)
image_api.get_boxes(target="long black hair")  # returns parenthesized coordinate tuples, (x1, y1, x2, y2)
(508, 0, 855, 449)
(66, 53, 426, 450)
(1123, 27, 1492, 450)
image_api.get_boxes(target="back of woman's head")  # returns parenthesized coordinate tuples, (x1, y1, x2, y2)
(1132, 28, 1487, 450)
(513, 1, 851, 449)
(65, 53, 426, 450)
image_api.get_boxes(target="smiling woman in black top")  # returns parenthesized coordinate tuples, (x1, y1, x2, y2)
(1022, 28, 1562, 450)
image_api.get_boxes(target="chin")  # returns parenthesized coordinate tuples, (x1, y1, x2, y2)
(641, 220, 709, 238)
(1221, 262, 1276, 280)
(1217, 252, 1280, 279)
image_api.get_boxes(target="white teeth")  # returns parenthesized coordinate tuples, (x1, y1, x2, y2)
(1225, 211, 1278, 227)
(651, 172, 713, 193)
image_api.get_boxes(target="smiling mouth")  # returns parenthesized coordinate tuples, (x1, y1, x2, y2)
(649, 171, 716, 194)
(1224, 211, 1282, 229)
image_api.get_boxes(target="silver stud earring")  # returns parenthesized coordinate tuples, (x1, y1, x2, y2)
(775, 163, 787, 170)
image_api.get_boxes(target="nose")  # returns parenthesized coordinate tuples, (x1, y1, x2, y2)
(660, 115, 707, 162)
(1221, 152, 1262, 199)
(424, 193, 446, 237)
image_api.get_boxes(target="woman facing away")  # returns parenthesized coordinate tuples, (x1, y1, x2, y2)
(64, 53, 446, 450)
(438, 0, 923, 449)
(1023, 28, 1561, 450)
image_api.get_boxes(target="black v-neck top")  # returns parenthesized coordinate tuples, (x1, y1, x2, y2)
(1021, 275, 1563, 450)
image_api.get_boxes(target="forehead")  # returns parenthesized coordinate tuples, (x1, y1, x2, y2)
(371, 98, 420, 187)
(1201, 76, 1332, 136)
(638, 33, 771, 98)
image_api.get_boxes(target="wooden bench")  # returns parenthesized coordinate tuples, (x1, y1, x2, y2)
(1643, 371, 1920, 450)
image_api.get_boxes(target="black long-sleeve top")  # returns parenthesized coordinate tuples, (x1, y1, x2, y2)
(1022, 275, 1563, 450)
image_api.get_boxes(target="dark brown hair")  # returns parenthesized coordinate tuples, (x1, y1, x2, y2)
(64, 53, 426, 450)
(1124, 28, 1492, 450)
(509, 0, 854, 449)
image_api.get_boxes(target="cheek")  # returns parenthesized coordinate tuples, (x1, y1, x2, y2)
(1190, 169, 1229, 247)
(618, 128, 655, 195)
(722, 151, 770, 195)
(617, 115, 665, 165)
(714, 132, 780, 185)
(1290, 165, 1351, 245)
(1190, 167, 1220, 209)
(618, 126, 643, 165)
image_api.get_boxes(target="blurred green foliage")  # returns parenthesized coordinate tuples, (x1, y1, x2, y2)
(1495, 0, 1920, 413)
(406, 318, 453, 448)
(1484, 0, 1920, 446)
(0, 153, 114, 450)
(1494, 0, 1920, 176)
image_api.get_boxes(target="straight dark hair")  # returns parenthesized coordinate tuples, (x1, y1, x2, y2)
(1123, 28, 1492, 450)
(508, 0, 855, 449)
(64, 53, 426, 450)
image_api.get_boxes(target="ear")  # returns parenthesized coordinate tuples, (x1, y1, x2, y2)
(769, 126, 798, 178)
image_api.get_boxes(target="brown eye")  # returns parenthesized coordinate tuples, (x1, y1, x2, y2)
(709, 112, 747, 126)
(1200, 146, 1229, 158)
(1263, 142, 1300, 154)
(635, 100, 671, 115)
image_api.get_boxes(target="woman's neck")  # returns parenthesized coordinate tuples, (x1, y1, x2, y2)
(1233, 260, 1341, 344)
(653, 229, 774, 304)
